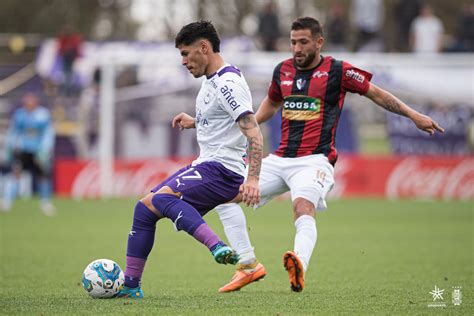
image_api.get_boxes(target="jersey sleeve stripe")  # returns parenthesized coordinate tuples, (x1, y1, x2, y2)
(234, 110, 254, 122)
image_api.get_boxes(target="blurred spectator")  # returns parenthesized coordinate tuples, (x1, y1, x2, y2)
(351, 0, 385, 52)
(446, 3, 474, 52)
(57, 24, 83, 96)
(386, 102, 471, 155)
(325, 3, 349, 52)
(257, 1, 281, 51)
(1, 93, 56, 215)
(410, 4, 444, 53)
(394, 0, 421, 52)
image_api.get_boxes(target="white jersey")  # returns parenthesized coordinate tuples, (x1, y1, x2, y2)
(192, 64, 254, 176)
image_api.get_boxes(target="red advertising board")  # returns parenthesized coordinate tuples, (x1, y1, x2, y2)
(55, 155, 474, 200)
(330, 155, 474, 200)
(55, 158, 193, 198)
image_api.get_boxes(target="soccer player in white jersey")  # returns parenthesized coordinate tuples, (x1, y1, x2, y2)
(117, 21, 265, 298)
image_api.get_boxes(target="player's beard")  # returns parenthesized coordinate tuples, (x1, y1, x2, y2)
(294, 51, 317, 69)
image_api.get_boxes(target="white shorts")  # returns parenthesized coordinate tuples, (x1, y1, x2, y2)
(256, 154, 335, 211)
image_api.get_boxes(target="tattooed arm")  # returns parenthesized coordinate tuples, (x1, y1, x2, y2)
(365, 83, 444, 135)
(238, 113, 263, 207)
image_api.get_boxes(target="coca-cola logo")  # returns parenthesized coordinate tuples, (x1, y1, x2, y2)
(386, 158, 474, 200)
(71, 159, 192, 198)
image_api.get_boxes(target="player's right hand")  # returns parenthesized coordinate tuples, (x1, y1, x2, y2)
(172, 112, 196, 130)
(239, 177, 260, 208)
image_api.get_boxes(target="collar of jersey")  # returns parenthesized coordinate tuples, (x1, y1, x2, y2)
(206, 64, 230, 79)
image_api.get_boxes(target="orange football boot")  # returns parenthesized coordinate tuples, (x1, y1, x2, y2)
(219, 262, 267, 292)
(283, 251, 304, 292)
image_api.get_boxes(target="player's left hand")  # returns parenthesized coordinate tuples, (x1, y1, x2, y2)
(412, 113, 445, 136)
(239, 177, 260, 207)
(172, 112, 196, 130)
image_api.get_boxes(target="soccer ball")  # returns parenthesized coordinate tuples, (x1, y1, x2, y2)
(82, 259, 124, 298)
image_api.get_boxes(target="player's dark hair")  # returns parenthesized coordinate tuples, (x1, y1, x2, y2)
(175, 20, 221, 52)
(291, 17, 323, 37)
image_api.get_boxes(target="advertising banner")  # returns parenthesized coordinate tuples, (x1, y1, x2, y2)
(55, 155, 474, 200)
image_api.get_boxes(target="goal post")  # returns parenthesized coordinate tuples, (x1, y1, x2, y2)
(98, 62, 115, 198)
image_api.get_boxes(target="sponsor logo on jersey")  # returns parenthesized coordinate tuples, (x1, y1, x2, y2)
(220, 85, 241, 111)
(345, 69, 365, 83)
(208, 79, 218, 89)
(196, 110, 209, 126)
(281, 80, 293, 86)
(312, 71, 328, 78)
(282, 96, 321, 120)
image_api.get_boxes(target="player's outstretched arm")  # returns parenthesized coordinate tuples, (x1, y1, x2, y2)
(365, 83, 445, 135)
(238, 113, 263, 207)
(172, 112, 196, 130)
(255, 96, 282, 124)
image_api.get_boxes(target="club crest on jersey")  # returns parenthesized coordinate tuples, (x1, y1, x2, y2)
(204, 91, 212, 104)
(296, 78, 306, 90)
(220, 85, 241, 111)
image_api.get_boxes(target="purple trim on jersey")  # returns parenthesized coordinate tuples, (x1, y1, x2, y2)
(235, 110, 254, 122)
(150, 161, 244, 216)
(218, 66, 241, 77)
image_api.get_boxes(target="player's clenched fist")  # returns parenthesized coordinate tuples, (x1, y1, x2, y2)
(172, 112, 196, 130)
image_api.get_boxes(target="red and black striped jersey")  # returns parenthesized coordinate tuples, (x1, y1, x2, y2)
(267, 56, 372, 165)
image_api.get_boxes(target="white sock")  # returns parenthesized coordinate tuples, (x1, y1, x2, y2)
(215, 203, 256, 265)
(294, 215, 317, 273)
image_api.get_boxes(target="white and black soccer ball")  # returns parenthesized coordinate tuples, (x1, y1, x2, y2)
(82, 259, 124, 298)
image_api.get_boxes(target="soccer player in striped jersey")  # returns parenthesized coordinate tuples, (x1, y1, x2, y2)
(117, 21, 264, 298)
(217, 17, 444, 293)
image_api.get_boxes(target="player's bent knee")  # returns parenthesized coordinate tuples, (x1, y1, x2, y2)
(141, 186, 181, 218)
(140, 193, 163, 218)
(149, 191, 184, 219)
(293, 197, 315, 219)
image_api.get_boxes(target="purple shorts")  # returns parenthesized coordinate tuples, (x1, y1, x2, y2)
(151, 161, 244, 216)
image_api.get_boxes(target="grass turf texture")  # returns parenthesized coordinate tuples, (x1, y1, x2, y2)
(0, 198, 472, 315)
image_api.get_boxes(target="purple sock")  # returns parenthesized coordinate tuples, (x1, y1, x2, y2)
(152, 193, 223, 249)
(125, 257, 146, 288)
(124, 201, 159, 288)
(193, 223, 221, 250)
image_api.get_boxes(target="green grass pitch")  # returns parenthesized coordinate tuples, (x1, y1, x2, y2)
(0, 198, 472, 314)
